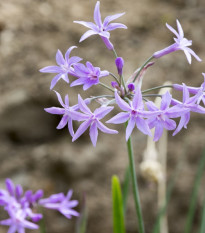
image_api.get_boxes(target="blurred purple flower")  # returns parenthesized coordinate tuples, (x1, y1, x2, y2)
(40, 46, 82, 89)
(146, 92, 186, 141)
(153, 20, 201, 64)
(107, 88, 157, 140)
(71, 61, 109, 90)
(72, 95, 118, 146)
(44, 91, 91, 137)
(74, 1, 127, 50)
(173, 73, 205, 105)
(115, 57, 124, 76)
(171, 84, 205, 135)
(39, 190, 79, 219)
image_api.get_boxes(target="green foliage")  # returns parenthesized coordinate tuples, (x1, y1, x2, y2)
(112, 175, 126, 233)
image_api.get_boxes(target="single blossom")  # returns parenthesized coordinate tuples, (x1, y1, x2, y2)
(72, 95, 118, 146)
(44, 91, 91, 137)
(40, 46, 82, 89)
(39, 190, 79, 219)
(173, 73, 205, 105)
(153, 19, 201, 64)
(146, 91, 186, 141)
(74, 1, 127, 50)
(171, 84, 205, 136)
(107, 88, 157, 141)
(70, 61, 109, 90)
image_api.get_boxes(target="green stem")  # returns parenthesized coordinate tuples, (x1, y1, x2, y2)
(112, 48, 118, 59)
(133, 56, 154, 83)
(99, 82, 114, 93)
(142, 85, 173, 94)
(109, 72, 120, 84)
(126, 124, 145, 233)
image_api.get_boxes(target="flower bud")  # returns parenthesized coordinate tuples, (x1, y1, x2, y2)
(115, 57, 124, 76)
(111, 81, 119, 89)
(127, 83, 135, 92)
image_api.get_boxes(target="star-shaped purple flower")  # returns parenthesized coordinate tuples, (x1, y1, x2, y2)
(146, 92, 186, 141)
(74, 1, 127, 50)
(173, 73, 205, 105)
(71, 61, 109, 90)
(72, 95, 118, 146)
(39, 190, 79, 219)
(44, 91, 90, 137)
(153, 20, 201, 64)
(107, 88, 157, 141)
(171, 83, 205, 135)
(40, 46, 82, 89)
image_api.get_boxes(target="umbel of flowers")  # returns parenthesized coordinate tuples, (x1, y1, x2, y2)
(40, 1, 204, 146)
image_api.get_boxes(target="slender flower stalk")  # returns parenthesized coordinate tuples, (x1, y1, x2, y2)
(126, 124, 145, 233)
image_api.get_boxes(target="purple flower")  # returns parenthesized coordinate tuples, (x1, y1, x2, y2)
(0, 208, 39, 233)
(74, 1, 127, 50)
(171, 84, 205, 135)
(153, 20, 201, 64)
(115, 57, 124, 76)
(39, 190, 79, 219)
(72, 95, 118, 146)
(173, 73, 205, 105)
(107, 88, 157, 140)
(146, 92, 186, 141)
(40, 46, 82, 89)
(44, 91, 90, 137)
(70, 61, 109, 90)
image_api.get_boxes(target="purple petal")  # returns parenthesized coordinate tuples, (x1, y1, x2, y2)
(8, 225, 16, 233)
(182, 84, 190, 103)
(106, 112, 130, 124)
(176, 20, 184, 38)
(54, 91, 66, 107)
(126, 117, 136, 141)
(72, 119, 92, 142)
(68, 118, 74, 137)
(73, 21, 98, 31)
(94, 1, 102, 27)
(78, 95, 92, 114)
(162, 118, 176, 130)
(65, 46, 77, 63)
(83, 81, 96, 90)
(69, 110, 88, 121)
(68, 56, 82, 66)
(40, 66, 62, 73)
(50, 74, 62, 90)
(135, 117, 152, 136)
(99, 70, 109, 77)
(153, 122, 164, 141)
(103, 13, 125, 27)
(105, 23, 127, 31)
(44, 107, 65, 115)
(146, 101, 158, 111)
(5, 179, 15, 196)
(132, 87, 143, 110)
(56, 50, 65, 66)
(79, 30, 98, 42)
(96, 120, 118, 134)
(185, 47, 202, 62)
(89, 122, 98, 146)
(73, 63, 87, 76)
(173, 113, 190, 136)
(115, 91, 131, 111)
(70, 78, 85, 87)
(94, 106, 114, 119)
(183, 49, 192, 64)
(160, 91, 172, 110)
(66, 190, 73, 200)
(166, 22, 179, 38)
(57, 115, 69, 129)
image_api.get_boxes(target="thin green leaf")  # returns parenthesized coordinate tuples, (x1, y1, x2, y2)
(199, 187, 205, 233)
(122, 166, 130, 215)
(112, 175, 126, 233)
(76, 194, 88, 233)
(184, 150, 205, 233)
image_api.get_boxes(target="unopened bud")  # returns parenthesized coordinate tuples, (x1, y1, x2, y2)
(127, 83, 135, 92)
(111, 81, 119, 89)
(115, 57, 124, 76)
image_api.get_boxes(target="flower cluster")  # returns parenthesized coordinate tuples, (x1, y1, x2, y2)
(0, 179, 78, 233)
(40, 1, 204, 146)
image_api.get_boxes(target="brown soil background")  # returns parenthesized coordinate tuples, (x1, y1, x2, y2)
(0, 0, 205, 233)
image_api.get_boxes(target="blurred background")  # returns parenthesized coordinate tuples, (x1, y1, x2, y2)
(0, 0, 205, 232)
